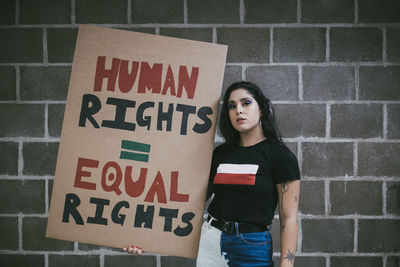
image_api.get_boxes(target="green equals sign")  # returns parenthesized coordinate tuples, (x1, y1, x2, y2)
(120, 140, 151, 162)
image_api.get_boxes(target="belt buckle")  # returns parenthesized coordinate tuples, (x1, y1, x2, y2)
(222, 221, 234, 233)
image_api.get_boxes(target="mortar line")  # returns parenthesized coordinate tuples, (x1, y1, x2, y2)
(297, 142, 302, 175)
(383, 27, 387, 63)
(18, 141, 23, 176)
(183, 0, 188, 24)
(212, 27, 217, 43)
(353, 141, 358, 177)
(156, 255, 161, 267)
(298, 65, 303, 101)
(71, 0, 76, 24)
(297, 0, 301, 23)
(382, 181, 387, 215)
(100, 254, 104, 267)
(383, 104, 388, 139)
(16, 66, 21, 102)
(239, 0, 245, 24)
(354, 0, 359, 24)
(43, 27, 48, 64)
(15, 0, 19, 25)
(326, 27, 330, 62)
(45, 254, 49, 267)
(155, 27, 160, 35)
(242, 65, 246, 80)
(18, 214, 23, 250)
(45, 178, 49, 214)
(326, 181, 331, 215)
(127, 0, 132, 24)
(354, 218, 358, 253)
(297, 216, 302, 252)
(355, 64, 360, 100)
(269, 27, 274, 63)
(326, 103, 331, 138)
(44, 104, 49, 138)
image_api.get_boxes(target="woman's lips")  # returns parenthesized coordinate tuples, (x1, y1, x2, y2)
(236, 118, 246, 123)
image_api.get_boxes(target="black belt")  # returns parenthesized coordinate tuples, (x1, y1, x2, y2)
(208, 216, 267, 234)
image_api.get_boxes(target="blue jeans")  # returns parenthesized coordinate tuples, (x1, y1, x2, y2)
(196, 221, 273, 267)
(220, 223, 273, 267)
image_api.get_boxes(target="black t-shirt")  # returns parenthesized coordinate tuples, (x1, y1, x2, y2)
(207, 139, 300, 228)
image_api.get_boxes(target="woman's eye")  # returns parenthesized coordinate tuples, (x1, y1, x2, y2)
(228, 104, 236, 109)
(243, 100, 251, 106)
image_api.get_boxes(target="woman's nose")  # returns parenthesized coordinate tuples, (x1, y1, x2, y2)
(236, 105, 243, 114)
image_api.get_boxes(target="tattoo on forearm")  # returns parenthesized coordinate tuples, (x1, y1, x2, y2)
(280, 224, 285, 233)
(284, 249, 295, 264)
(294, 196, 298, 202)
(280, 182, 289, 210)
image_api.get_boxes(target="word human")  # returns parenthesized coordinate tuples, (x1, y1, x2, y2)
(93, 56, 199, 99)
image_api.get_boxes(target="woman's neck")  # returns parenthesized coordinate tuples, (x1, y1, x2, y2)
(239, 130, 265, 147)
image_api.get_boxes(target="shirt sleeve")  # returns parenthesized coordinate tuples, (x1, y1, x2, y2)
(273, 144, 301, 184)
(208, 146, 220, 183)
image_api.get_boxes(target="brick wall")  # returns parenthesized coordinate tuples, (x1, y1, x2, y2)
(1, 0, 399, 266)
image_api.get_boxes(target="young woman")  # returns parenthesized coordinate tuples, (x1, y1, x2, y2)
(125, 81, 301, 267)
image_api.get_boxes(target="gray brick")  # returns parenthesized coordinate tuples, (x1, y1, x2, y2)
(274, 104, 326, 138)
(330, 257, 382, 267)
(387, 182, 400, 215)
(358, 143, 400, 177)
(273, 28, 326, 62)
(0, 180, 45, 213)
(302, 0, 354, 23)
(188, 0, 239, 23)
(0, 66, 16, 100)
(0, 255, 44, 267)
(217, 28, 269, 63)
(302, 219, 354, 252)
(121, 27, 155, 34)
(48, 179, 53, 208)
(0, 217, 18, 250)
(387, 28, 400, 62)
(132, 0, 183, 23)
(303, 66, 354, 101)
(269, 218, 279, 252)
(330, 28, 382, 62)
(78, 243, 104, 251)
(246, 66, 299, 101)
(330, 181, 382, 215)
(20, 0, 70, 24)
(302, 142, 354, 177)
(0, 104, 44, 137)
(294, 257, 326, 267)
(20, 66, 70, 101)
(161, 256, 196, 267)
(358, 219, 400, 252)
(23, 217, 74, 251)
(388, 104, 400, 139)
(221, 66, 242, 97)
(0, 0, 15, 25)
(0, 142, 18, 175)
(330, 104, 383, 138)
(285, 142, 297, 155)
(23, 142, 59, 175)
(387, 257, 400, 267)
(299, 181, 325, 215)
(104, 255, 157, 267)
(49, 255, 100, 267)
(76, 0, 127, 24)
(359, 0, 400, 23)
(0, 29, 42, 63)
(159, 28, 213, 42)
(48, 28, 78, 63)
(244, 0, 296, 23)
(359, 66, 400, 100)
(48, 104, 65, 137)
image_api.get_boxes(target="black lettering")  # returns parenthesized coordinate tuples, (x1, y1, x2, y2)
(136, 101, 155, 130)
(79, 94, 101, 128)
(193, 106, 213, 134)
(101, 97, 136, 131)
(111, 201, 130, 226)
(174, 212, 195, 237)
(157, 102, 173, 131)
(62, 193, 84, 225)
(159, 208, 178, 232)
(134, 205, 154, 229)
(176, 104, 196, 135)
(87, 197, 110, 225)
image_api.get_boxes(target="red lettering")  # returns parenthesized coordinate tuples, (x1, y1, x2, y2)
(144, 171, 167, 204)
(138, 62, 162, 94)
(161, 65, 176, 96)
(177, 66, 199, 99)
(118, 60, 139, 93)
(101, 161, 123, 195)
(124, 166, 147, 198)
(74, 157, 99, 190)
(170, 171, 189, 202)
(93, 56, 120, 92)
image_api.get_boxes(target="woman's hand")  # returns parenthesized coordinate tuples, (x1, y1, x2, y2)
(122, 245, 144, 255)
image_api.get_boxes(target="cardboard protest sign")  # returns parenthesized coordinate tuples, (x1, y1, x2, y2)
(46, 25, 227, 258)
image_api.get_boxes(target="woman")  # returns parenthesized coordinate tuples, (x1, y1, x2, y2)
(125, 81, 301, 267)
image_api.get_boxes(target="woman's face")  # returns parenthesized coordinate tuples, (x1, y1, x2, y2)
(228, 88, 262, 135)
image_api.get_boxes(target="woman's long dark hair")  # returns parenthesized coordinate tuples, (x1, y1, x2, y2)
(219, 81, 283, 147)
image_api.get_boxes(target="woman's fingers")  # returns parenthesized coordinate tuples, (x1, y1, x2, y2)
(122, 245, 143, 255)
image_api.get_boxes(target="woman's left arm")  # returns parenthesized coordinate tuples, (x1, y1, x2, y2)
(276, 180, 300, 267)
